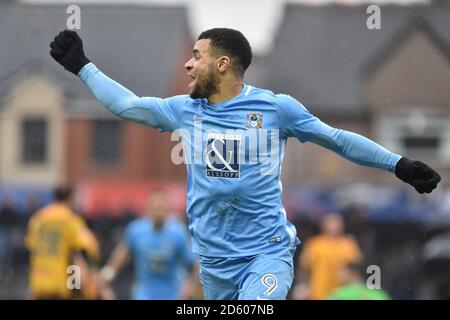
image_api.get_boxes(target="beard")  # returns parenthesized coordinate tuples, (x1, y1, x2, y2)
(189, 64, 220, 99)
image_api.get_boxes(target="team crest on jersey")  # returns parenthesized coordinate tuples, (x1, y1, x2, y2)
(206, 133, 241, 179)
(246, 112, 263, 129)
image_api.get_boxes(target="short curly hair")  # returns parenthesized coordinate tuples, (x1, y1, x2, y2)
(198, 28, 252, 77)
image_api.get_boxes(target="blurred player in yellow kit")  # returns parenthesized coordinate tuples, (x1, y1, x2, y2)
(292, 213, 361, 300)
(25, 185, 110, 299)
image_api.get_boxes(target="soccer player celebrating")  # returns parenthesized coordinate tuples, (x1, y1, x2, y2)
(50, 29, 441, 300)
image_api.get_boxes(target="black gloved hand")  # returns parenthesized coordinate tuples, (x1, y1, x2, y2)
(395, 157, 441, 194)
(50, 30, 90, 75)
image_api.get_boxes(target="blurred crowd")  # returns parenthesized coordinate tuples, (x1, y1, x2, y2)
(1, 186, 450, 300)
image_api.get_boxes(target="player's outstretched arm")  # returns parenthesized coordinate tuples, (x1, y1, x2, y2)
(99, 242, 130, 284)
(309, 126, 440, 194)
(314, 128, 441, 194)
(277, 94, 441, 194)
(50, 30, 178, 130)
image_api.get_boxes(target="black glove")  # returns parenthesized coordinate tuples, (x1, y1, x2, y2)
(395, 157, 441, 194)
(50, 30, 90, 75)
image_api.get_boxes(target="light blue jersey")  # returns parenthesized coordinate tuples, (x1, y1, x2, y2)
(80, 63, 401, 259)
(124, 217, 195, 300)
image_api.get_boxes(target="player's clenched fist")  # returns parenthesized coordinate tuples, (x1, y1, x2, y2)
(395, 157, 441, 194)
(50, 30, 90, 75)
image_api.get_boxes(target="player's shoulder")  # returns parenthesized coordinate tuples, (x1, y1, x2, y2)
(70, 213, 87, 230)
(245, 86, 307, 109)
(275, 93, 299, 103)
(166, 94, 189, 103)
(29, 206, 47, 222)
(244, 84, 284, 98)
(165, 94, 204, 116)
(125, 217, 148, 234)
(342, 234, 360, 246)
(166, 94, 202, 107)
(307, 234, 327, 246)
(275, 93, 309, 112)
(243, 85, 278, 102)
(165, 217, 187, 238)
(166, 216, 186, 231)
(34, 203, 72, 221)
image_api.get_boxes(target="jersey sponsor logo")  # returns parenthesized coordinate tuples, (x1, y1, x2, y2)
(206, 133, 241, 179)
(246, 112, 263, 129)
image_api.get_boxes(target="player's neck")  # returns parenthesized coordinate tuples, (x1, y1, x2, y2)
(153, 219, 165, 230)
(207, 79, 243, 105)
(324, 233, 342, 240)
(54, 200, 70, 208)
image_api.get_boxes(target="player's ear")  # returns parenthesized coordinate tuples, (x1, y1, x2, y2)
(217, 56, 231, 73)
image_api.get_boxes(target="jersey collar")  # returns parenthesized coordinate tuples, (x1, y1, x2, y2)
(204, 83, 248, 108)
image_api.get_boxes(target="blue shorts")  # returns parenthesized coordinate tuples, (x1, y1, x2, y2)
(198, 248, 295, 300)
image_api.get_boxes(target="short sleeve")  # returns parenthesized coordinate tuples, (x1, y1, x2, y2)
(345, 237, 362, 262)
(70, 217, 100, 262)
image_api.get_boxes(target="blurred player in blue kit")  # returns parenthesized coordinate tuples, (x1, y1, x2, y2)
(50, 28, 441, 300)
(100, 190, 198, 300)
